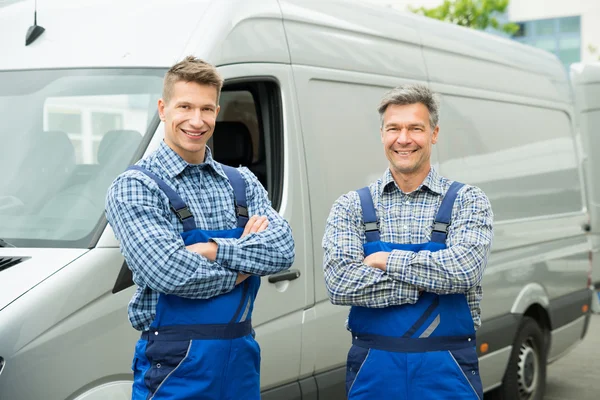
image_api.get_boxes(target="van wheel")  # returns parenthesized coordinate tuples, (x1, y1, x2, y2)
(499, 316, 547, 400)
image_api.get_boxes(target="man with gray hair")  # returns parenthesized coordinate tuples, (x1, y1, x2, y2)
(322, 84, 493, 399)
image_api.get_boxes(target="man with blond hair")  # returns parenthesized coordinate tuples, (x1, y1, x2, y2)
(106, 56, 294, 399)
(323, 84, 493, 399)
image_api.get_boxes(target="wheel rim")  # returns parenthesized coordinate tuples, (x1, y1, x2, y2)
(517, 337, 540, 399)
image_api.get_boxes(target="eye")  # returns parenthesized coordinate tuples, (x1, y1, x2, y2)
(179, 105, 190, 109)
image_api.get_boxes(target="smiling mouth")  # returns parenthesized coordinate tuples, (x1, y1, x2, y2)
(394, 149, 417, 156)
(181, 129, 206, 137)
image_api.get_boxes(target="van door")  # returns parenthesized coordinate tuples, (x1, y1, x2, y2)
(571, 62, 600, 288)
(214, 63, 314, 394)
(279, 2, 428, 397)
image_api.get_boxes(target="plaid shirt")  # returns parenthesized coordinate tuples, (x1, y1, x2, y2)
(105, 141, 295, 331)
(322, 167, 493, 329)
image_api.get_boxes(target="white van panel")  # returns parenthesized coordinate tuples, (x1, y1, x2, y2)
(548, 316, 586, 361)
(291, 66, 435, 304)
(571, 62, 600, 285)
(188, 0, 290, 66)
(290, 65, 440, 376)
(416, 15, 569, 102)
(435, 95, 582, 222)
(0, 248, 137, 400)
(280, 0, 427, 80)
(0, 0, 209, 69)
(0, 0, 288, 70)
(73, 381, 131, 400)
(0, 248, 87, 311)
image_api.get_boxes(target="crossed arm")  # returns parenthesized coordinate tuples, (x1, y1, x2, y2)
(322, 186, 493, 307)
(105, 168, 295, 299)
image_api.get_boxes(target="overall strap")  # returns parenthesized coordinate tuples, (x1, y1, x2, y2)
(431, 181, 465, 244)
(127, 165, 196, 232)
(357, 187, 380, 242)
(220, 164, 249, 228)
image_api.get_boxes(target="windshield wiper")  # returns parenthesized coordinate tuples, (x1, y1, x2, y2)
(0, 239, 15, 248)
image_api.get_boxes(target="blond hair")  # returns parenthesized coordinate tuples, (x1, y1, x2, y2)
(163, 56, 224, 104)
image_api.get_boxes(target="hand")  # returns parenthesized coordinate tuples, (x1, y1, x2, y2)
(236, 273, 251, 285)
(242, 215, 269, 237)
(363, 251, 390, 271)
(186, 242, 218, 261)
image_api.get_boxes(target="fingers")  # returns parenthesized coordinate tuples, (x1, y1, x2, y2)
(256, 217, 269, 233)
(242, 215, 258, 237)
(242, 215, 268, 237)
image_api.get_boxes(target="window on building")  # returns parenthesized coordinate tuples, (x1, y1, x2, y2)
(513, 16, 581, 68)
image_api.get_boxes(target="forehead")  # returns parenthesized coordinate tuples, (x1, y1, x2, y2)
(169, 80, 218, 104)
(383, 103, 430, 124)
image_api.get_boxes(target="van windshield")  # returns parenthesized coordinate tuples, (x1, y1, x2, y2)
(0, 68, 165, 248)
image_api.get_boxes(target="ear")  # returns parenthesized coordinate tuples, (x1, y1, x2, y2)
(380, 127, 385, 144)
(431, 125, 439, 144)
(215, 104, 221, 119)
(158, 98, 166, 122)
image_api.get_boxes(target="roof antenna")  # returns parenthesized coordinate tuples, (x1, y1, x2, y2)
(25, 0, 45, 46)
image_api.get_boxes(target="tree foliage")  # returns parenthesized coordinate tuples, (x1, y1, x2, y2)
(409, 0, 520, 35)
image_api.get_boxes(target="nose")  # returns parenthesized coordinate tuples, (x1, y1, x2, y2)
(189, 109, 205, 128)
(396, 127, 411, 144)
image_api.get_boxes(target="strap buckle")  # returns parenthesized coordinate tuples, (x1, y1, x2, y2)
(365, 222, 379, 232)
(171, 206, 193, 221)
(432, 222, 449, 233)
(236, 205, 249, 219)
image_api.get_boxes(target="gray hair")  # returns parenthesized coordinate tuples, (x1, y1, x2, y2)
(378, 84, 440, 129)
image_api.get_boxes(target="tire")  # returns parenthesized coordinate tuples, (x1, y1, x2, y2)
(498, 316, 547, 400)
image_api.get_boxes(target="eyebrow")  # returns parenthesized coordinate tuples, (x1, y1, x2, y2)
(174, 101, 216, 108)
(384, 122, 426, 129)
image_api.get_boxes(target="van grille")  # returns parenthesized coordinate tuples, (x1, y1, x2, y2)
(0, 257, 27, 272)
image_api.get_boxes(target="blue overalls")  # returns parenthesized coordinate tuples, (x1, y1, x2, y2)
(128, 165, 261, 400)
(346, 182, 483, 400)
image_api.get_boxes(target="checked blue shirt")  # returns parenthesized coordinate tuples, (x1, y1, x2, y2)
(322, 167, 493, 329)
(105, 141, 295, 331)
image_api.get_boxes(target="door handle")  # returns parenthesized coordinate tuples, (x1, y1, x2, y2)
(268, 269, 301, 284)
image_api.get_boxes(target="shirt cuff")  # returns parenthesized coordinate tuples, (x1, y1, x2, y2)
(386, 249, 416, 284)
(211, 238, 241, 270)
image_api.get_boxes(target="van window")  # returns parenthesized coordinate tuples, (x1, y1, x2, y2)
(436, 95, 583, 221)
(213, 81, 283, 210)
(0, 69, 164, 248)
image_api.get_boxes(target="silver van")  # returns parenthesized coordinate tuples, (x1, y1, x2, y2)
(0, 0, 592, 399)
(571, 62, 600, 311)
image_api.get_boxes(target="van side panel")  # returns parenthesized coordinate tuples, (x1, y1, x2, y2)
(416, 16, 570, 102)
(429, 79, 589, 389)
(279, 0, 427, 79)
(571, 63, 600, 287)
(290, 67, 433, 395)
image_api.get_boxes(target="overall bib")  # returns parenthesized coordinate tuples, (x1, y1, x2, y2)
(346, 182, 483, 400)
(129, 165, 261, 400)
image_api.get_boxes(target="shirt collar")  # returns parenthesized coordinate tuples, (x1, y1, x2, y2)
(156, 141, 226, 179)
(420, 166, 443, 195)
(380, 166, 443, 195)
